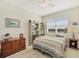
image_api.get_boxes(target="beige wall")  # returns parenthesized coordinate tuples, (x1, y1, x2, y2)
(0, 0, 41, 46)
(42, 7, 79, 39)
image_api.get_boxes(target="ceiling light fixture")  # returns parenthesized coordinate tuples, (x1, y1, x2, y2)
(41, 0, 47, 7)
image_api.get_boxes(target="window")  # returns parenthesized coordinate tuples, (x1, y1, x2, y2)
(47, 16, 68, 34)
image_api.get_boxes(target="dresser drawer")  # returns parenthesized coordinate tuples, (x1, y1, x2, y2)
(1, 41, 12, 51)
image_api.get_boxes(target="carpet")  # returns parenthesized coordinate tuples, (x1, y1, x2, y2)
(7, 46, 79, 58)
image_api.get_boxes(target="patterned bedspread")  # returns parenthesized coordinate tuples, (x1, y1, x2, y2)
(33, 36, 66, 58)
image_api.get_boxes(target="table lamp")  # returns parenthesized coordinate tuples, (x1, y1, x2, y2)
(68, 22, 78, 39)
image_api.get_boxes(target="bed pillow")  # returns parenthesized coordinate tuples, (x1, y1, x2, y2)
(56, 33, 64, 38)
(47, 32, 56, 37)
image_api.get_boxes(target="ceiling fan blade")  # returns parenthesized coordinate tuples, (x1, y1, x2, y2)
(48, 3, 54, 7)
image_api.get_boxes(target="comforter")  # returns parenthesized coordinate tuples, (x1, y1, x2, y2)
(33, 35, 66, 58)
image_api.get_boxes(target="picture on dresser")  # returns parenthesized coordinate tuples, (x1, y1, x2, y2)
(5, 17, 20, 28)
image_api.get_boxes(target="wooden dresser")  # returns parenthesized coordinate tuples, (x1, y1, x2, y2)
(0, 38, 26, 57)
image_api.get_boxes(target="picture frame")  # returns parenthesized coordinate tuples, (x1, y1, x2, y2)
(5, 17, 20, 28)
(72, 22, 78, 25)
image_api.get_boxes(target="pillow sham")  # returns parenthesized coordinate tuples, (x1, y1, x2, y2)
(56, 33, 64, 38)
(47, 32, 56, 37)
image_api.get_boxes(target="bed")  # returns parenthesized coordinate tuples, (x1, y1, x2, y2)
(33, 35, 66, 58)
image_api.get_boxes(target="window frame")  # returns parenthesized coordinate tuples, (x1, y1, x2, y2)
(47, 16, 69, 34)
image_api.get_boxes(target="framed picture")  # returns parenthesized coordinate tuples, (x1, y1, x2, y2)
(72, 22, 78, 25)
(5, 17, 20, 28)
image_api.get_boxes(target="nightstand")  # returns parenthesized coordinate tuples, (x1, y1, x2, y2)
(69, 38, 78, 49)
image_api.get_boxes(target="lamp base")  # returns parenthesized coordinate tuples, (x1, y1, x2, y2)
(72, 32, 75, 39)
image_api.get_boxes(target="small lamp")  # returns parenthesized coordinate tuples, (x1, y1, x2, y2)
(68, 22, 78, 39)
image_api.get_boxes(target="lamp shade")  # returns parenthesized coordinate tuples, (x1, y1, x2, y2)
(68, 24, 79, 32)
(68, 26, 79, 39)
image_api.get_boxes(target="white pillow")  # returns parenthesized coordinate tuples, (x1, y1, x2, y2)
(47, 32, 56, 37)
(56, 33, 65, 38)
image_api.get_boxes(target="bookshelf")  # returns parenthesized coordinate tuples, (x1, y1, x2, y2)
(28, 20, 45, 45)
(39, 22, 45, 36)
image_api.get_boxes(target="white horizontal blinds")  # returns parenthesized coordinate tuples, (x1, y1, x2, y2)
(47, 16, 68, 33)
(55, 16, 68, 34)
(55, 16, 68, 29)
(56, 17, 68, 28)
(47, 20, 56, 33)
(47, 20, 56, 29)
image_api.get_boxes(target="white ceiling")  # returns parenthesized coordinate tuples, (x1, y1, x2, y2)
(2, 0, 79, 16)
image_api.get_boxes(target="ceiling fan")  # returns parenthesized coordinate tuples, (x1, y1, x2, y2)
(41, 0, 54, 7)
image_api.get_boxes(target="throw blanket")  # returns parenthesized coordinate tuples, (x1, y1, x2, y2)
(33, 36, 66, 58)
